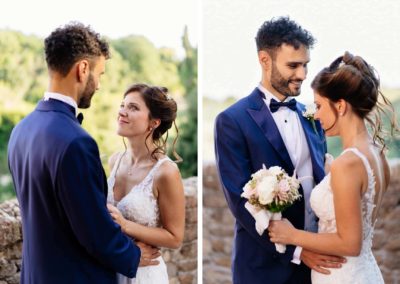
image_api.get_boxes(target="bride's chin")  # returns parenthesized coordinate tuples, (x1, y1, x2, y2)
(116, 129, 128, 137)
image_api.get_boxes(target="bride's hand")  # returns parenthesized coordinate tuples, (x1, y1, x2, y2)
(107, 204, 127, 230)
(268, 219, 296, 245)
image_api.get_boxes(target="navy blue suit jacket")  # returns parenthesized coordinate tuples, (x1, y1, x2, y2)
(214, 88, 327, 284)
(8, 99, 141, 284)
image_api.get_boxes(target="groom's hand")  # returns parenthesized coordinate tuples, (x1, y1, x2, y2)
(137, 241, 161, 267)
(300, 249, 346, 275)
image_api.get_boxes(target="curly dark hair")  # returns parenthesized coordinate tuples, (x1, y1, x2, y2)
(123, 83, 182, 162)
(44, 22, 110, 76)
(256, 16, 315, 55)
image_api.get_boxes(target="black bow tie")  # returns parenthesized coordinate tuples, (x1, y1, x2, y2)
(77, 113, 84, 125)
(269, 99, 297, 113)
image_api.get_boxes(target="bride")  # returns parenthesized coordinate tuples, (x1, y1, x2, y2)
(269, 52, 398, 283)
(106, 83, 185, 283)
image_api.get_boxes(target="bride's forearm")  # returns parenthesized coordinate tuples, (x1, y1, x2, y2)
(121, 219, 182, 249)
(291, 229, 361, 256)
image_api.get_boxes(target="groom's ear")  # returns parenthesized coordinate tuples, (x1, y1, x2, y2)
(76, 59, 90, 83)
(258, 50, 272, 70)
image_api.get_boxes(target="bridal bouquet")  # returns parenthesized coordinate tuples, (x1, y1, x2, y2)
(241, 165, 301, 253)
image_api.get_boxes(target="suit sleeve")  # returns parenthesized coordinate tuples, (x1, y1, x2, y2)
(214, 111, 295, 265)
(56, 137, 140, 277)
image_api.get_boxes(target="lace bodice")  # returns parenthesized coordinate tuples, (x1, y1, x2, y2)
(311, 148, 376, 243)
(107, 154, 171, 227)
(309, 148, 384, 283)
(107, 152, 170, 284)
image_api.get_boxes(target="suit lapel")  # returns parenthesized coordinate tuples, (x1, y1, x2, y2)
(296, 104, 325, 183)
(246, 88, 294, 174)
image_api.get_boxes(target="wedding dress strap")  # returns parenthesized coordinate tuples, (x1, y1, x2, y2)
(341, 148, 375, 196)
(109, 151, 125, 181)
(148, 157, 172, 178)
(138, 157, 173, 191)
(107, 152, 125, 204)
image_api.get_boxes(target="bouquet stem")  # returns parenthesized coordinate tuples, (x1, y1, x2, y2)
(271, 212, 286, 253)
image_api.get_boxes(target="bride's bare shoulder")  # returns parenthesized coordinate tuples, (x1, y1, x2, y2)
(332, 151, 364, 169)
(330, 152, 365, 181)
(155, 159, 181, 182)
(151, 158, 181, 190)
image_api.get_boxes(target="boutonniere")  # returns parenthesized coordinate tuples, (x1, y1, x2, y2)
(302, 104, 318, 135)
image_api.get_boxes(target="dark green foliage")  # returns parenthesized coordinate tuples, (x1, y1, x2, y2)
(175, 27, 198, 177)
(0, 108, 28, 202)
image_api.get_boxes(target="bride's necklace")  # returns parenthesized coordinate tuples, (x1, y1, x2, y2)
(127, 165, 134, 176)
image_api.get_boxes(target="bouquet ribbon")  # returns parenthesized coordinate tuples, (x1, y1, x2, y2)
(244, 202, 286, 253)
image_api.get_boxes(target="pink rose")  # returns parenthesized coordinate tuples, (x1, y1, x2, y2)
(278, 179, 290, 192)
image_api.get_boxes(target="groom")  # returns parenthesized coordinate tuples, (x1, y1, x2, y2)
(215, 17, 344, 283)
(8, 23, 159, 283)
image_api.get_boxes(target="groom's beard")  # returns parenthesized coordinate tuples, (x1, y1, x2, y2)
(78, 73, 96, 109)
(271, 61, 303, 98)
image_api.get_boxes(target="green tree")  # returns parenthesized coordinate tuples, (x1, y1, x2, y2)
(175, 27, 198, 177)
(112, 36, 182, 92)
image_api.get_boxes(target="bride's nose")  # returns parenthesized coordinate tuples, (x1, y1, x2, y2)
(118, 108, 128, 117)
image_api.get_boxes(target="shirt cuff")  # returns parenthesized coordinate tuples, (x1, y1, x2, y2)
(291, 246, 302, 265)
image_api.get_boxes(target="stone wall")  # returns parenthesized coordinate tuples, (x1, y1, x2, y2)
(0, 200, 21, 284)
(203, 160, 400, 284)
(167, 177, 198, 284)
(0, 177, 197, 284)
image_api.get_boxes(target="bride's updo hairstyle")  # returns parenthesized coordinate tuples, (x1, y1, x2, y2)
(124, 83, 182, 162)
(311, 51, 398, 151)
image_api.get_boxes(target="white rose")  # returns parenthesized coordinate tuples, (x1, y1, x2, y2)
(241, 182, 255, 199)
(305, 104, 316, 115)
(303, 104, 316, 119)
(252, 168, 268, 180)
(257, 176, 277, 205)
(267, 166, 283, 177)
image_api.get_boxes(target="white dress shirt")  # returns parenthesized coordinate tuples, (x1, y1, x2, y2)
(43, 92, 78, 115)
(258, 84, 318, 264)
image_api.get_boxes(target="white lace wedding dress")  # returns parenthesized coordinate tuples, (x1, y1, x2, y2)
(107, 153, 170, 284)
(310, 148, 384, 284)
